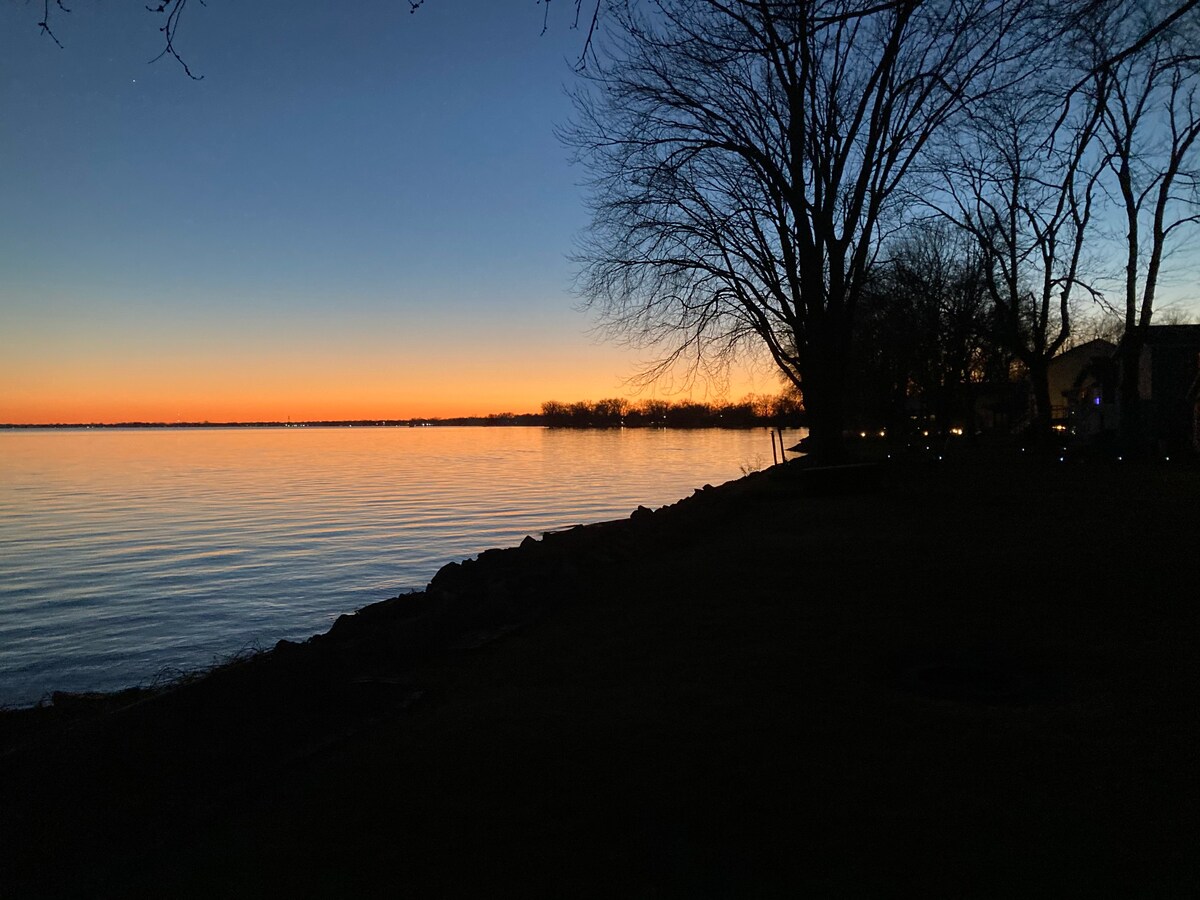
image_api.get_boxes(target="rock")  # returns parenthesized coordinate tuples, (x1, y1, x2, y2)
(328, 613, 358, 638)
(428, 560, 467, 595)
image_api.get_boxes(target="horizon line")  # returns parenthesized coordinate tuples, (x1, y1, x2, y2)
(0, 416, 542, 430)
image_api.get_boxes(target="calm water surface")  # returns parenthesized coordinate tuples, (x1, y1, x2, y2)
(0, 426, 789, 707)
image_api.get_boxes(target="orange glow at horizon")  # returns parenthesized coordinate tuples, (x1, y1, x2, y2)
(0, 330, 779, 425)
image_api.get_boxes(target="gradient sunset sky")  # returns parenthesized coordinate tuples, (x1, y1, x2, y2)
(1, 1, 779, 424)
(4, 3, 1197, 425)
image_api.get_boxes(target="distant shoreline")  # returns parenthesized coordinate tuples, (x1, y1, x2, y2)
(0, 419, 531, 430)
(2, 394, 807, 431)
(0, 417, 804, 431)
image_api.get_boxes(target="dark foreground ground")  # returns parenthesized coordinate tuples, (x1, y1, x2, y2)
(2, 452, 1198, 897)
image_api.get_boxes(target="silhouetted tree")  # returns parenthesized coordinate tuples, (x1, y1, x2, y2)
(28, 0, 205, 78)
(25, 0, 606, 78)
(567, 0, 1028, 462)
(852, 223, 999, 435)
(1079, 0, 1200, 452)
(539, 394, 799, 428)
(930, 74, 1105, 446)
(634, 398, 672, 425)
(540, 400, 571, 426)
(592, 397, 630, 425)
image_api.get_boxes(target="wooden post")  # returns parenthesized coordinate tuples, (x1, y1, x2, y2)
(770, 429, 779, 466)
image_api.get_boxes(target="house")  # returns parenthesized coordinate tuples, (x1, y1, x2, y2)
(1064, 325, 1200, 454)
(1049, 339, 1116, 432)
(1135, 324, 1200, 454)
(1060, 338, 1123, 441)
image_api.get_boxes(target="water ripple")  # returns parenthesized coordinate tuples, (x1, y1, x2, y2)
(0, 425, 791, 706)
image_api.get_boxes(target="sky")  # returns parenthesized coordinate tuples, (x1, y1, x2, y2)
(4, 3, 1197, 425)
(0, 0, 777, 424)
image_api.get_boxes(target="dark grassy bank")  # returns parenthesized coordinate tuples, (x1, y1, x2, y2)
(2, 452, 1198, 897)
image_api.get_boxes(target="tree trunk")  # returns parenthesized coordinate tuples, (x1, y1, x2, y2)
(805, 397, 848, 464)
(1027, 359, 1054, 452)
(1117, 335, 1146, 456)
(802, 352, 850, 464)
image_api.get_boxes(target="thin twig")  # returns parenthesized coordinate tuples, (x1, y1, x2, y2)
(37, 0, 70, 49)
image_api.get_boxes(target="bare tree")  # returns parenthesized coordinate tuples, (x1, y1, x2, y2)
(1082, 1, 1200, 451)
(28, 0, 207, 78)
(26, 0, 606, 77)
(852, 222, 998, 436)
(566, 0, 1026, 462)
(931, 83, 1105, 445)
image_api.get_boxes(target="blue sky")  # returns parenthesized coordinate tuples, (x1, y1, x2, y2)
(2, 1, 1194, 423)
(0, 0, 776, 422)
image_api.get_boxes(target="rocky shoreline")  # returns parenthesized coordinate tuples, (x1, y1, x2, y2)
(2, 455, 1197, 896)
(9, 460, 871, 731)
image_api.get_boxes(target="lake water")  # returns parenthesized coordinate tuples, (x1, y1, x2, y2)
(0, 426, 791, 707)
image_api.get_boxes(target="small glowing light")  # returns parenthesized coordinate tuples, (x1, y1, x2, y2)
(879, 430, 886, 437)
(949, 427, 964, 436)
(860, 431, 867, 438)
(922, 430, 929, 437)
(1059, 457, 1064, 462)
(937, 455, 943, 461)
(1117, 456, 1123, 461)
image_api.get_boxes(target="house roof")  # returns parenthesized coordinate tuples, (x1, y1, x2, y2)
(1050, 338, 1116, 367)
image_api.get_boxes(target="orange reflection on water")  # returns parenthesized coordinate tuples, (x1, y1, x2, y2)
(0, 425, 792, 706)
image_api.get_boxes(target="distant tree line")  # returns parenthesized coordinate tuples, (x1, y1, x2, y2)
(538, 394, 804, 428)
(2, 393, 805, 430)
